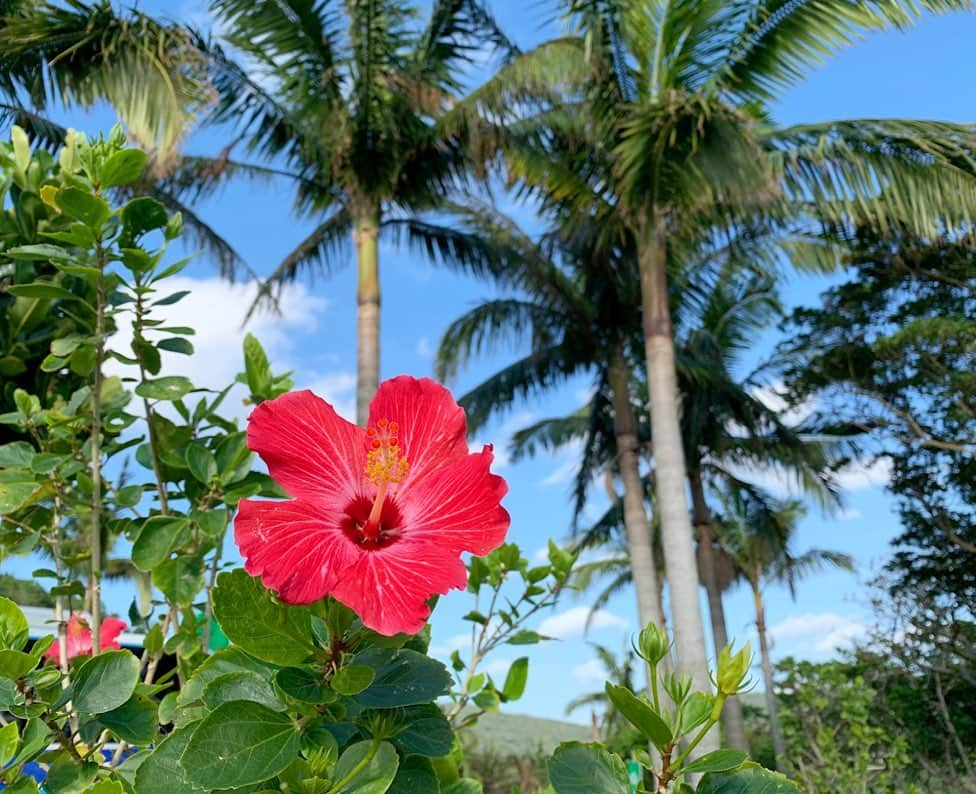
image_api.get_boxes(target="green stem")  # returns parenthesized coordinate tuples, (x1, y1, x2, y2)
(674, 712, 721, 769)
(89, 239, 106, 652)
(650, 661, 661, 713)
(325, 738, 381, 794)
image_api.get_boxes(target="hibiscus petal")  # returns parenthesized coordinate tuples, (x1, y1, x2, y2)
(398, 445, 510, 556)
(331, 541, 468, 636)
(368, 377, 468, 492)
(100, 618, 128, 651)
(248, 390, 364, 505)
(235, 497, 363, 604)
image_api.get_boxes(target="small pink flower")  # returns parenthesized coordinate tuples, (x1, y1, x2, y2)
(44, 614, 127, 662)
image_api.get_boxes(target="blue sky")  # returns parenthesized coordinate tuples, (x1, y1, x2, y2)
(4, 1, 976, 722)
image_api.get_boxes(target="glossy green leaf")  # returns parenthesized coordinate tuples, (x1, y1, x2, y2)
(502, 657, 529, 700)
(72, 650, 140, 714)
(55, 187, 110, 228)
(696, 762, 800, 793)
(201, 672, 282, 711)
(333, 740, 399, 794)
(98, 694, 158, 745)
(604, 683, 672, 747)
(0, 598, 30, 651)
(99, 149, 148, 188)
(132, 516, 189, 571)
(186, 444, 217, 484)
(121, 197, 168, 239)
(391, 704, 454, 757)
(547, 742, 630, 794)
(212, 569, 315, 666)
(0, 720, 19, 765)
(152, 556, 205, 607)
(180, 701, 301, 789)
(0, 442, 34, 468)
(332, 665, 376, 696)
(135, 376, 194, 401)
(0, 650, 38, 680)
(354, 647, 452, 708)
(133, 726, 205, 794)
(681, 749, 748, 776)
(388, 756, 440, 794)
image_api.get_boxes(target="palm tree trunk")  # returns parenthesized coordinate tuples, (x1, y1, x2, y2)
(607, 356, 666, 680)
(753, 581, 786, 769)
(689, 469, 749, 752)
(637, 209, 712, 730)
(355, 206, 381, 426)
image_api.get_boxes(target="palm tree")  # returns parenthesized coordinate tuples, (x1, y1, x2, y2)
(454, 0, 976, 702)
(435, 201, 668, 669)
(519, 271, 845, 751)
(6, 0, 516, 422)
(715, 484, 853, 771)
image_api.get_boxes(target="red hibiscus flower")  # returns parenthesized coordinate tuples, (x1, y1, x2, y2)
(44, 614, 127, 662)
(235, 376, 510, 636)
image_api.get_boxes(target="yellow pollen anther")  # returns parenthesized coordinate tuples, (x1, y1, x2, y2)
(364, 419, 409, 486)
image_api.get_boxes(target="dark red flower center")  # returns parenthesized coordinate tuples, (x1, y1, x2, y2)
(342, 493, 403, 549)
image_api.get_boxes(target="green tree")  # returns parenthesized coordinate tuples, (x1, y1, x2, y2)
(436, 203, 668, 673)
(715, 485, 853, 770)
(459, 0, 976, 710)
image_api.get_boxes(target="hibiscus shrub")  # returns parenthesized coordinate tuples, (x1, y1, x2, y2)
(0, 128, 792, 793)
(0, 128, 565, 792)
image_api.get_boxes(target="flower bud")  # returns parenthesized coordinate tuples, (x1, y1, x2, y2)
(716, 642, 754, 696)
(633, 622, 670, 665)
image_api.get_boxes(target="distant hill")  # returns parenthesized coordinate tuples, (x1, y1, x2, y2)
(464, 711, 593, 755)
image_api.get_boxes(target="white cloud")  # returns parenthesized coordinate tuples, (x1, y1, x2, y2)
(538, 607, 628, 640)
(106, 276, 355, 423)
(430, 631, 475, 658)
(832, 457, 892, 492)
(573, 658, 607, 684)
(541, 438, 584, 487)
(769, 612, 867, 656)
(837, 507, 862, 521)
(749, 381, 817, 428)
(481, 658, 516, 677)
(305, 371, 356, 422)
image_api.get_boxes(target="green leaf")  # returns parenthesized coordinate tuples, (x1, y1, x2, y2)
(547, 742, 630, 794)
(388, 756, 440, 794)
(98, 694, 158, 745)
(0, 720, 19, 766)
(604, 683, 672, 748)
(114, 484, 144, 508)
(153, 290, 191, 307)
(134, 726, 205, 794)
(443, 782, 482, 794)
(333, 740, 399, 794)
(55, 187, 110, 229)
(157, 337, 194, 355)
(507, 630, 543, 645)
(681, 749, 748, 776)
(274, 667, 331, 704)
(0, 471, 37, 513)
(132, 516, 190, 571)
(136, 376, 194, 401)
(180, 701, 301, 789)
(502, 657, 529, 701)
(6, 283, 79, 301)
(121, 197, 168, 239)
(696, 762, 799, 793)
(99, 149, 148, 188)
(243, 333, 272, 398)
(11, 126, 30, 172)
(0, 650, 38, 680)
(211, 569, 315, 666)
(201, 672, 282, 711)
(89, 782, 125, 794)
(353, 647, 452, 708)
(0, 598, 30, 651)
(152, 556, 205, 607)
(44, 757, 98, 793)
(3, 243, 73, 262)
(391, 704, 454, 757)
(0, 442, 34, 468)
(72, 650, 140, 714)
(332, 665, 376, 696)
(186, 444, 217, 484)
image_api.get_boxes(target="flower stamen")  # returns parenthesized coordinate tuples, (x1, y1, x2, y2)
(362, 419, 409, 541)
